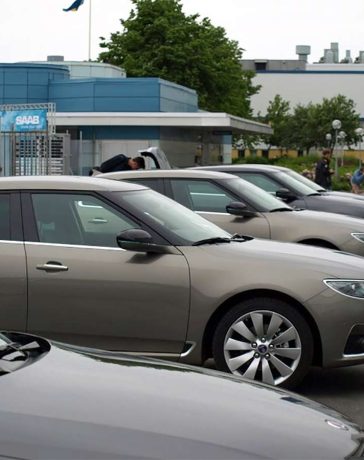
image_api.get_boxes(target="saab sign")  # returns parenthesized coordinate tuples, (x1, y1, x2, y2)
(0, 109, 47, 132)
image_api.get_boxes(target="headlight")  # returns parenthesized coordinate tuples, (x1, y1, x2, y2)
(351, 233, 364, 243)
(324, 279, 364, 299)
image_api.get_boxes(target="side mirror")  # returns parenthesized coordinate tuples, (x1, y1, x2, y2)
(275, 188, 297, 202)
(226, 201, 257, 217)
(117, 229, 175, 254)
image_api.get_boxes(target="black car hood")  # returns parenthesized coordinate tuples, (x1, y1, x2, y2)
(0, 334, 362, 460)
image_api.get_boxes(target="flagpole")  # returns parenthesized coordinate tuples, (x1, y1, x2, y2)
(88, 0, 92, 61)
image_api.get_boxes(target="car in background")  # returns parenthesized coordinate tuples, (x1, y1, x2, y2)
(279, 164, 364, 201)
(1, 331, 363, 459)
(99, 169, 364, 255)
(3, 175, 364, 388)
(191, 164, 364, 218)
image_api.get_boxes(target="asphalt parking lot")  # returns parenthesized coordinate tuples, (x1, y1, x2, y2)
(206, 361, 364, 428)
(296, 364, 364, 428)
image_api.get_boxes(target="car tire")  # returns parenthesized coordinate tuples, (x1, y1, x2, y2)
(212, 297, 313, 388)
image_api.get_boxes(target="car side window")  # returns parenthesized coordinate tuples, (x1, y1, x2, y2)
(122, 178, 163, 194)
(170, 179, 235, 213)
(32, 193, 139, 247)
(0, 194, 10, 240)
(236, 173, 282, 194)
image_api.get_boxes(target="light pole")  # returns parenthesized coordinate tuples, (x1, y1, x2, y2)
(355, 127, 364, 167)
(325, 133, 332, 148)
(338, 130, 346, 166)
(332, 119, 342, 177)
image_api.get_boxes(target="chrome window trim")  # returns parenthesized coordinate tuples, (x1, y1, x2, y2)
(197, 211, 230, 216)
(25, 241, 124, 251)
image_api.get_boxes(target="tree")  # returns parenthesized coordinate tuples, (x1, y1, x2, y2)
(98, 0, 260, 117)
(263, 95, 291, 152)
(314, 95, 360, 148)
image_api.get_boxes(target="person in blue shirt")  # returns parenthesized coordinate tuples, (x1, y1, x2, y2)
(351, 166, 364, 193)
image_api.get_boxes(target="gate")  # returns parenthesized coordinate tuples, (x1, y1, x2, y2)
(0, 103, 70, 176)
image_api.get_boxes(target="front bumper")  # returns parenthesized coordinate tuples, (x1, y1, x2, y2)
(306, 287, 364, 367)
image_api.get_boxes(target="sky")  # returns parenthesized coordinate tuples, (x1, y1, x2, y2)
(1, 0, 364, 64)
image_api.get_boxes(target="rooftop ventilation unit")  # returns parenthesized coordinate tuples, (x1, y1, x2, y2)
(295, 45, 311, 62)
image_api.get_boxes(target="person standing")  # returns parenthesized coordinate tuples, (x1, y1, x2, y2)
(350, 166, 364, 194)
(315, 149, 333, 190)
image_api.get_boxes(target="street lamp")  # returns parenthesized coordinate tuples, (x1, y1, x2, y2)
(355, 127, 364, 167)
(332, 119, 342, 177)
(338, 130, 346, 166)
(325, 133, 332, 148)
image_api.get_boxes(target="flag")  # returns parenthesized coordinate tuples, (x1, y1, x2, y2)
(63, 0, 84, 12)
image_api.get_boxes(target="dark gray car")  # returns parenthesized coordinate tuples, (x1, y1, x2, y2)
(0, 331, 363, 460)
(192, 164, 364, 218)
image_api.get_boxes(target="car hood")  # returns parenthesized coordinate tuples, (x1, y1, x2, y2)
(280, 208, 364, 231)
(328, 191, 364, 201)
(182, 237, 364, 280)
(304, 194, 364, 216)
(0, 335, 362, 460)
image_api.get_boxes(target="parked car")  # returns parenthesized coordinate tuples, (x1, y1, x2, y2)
(100, 169, 364, 255)
(191, 164, 364, 218)
(3, 175, 364, 388)
(275, 164, 364, 201)
(1, 331, 363, 459)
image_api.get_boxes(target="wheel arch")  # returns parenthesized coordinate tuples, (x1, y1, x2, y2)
(202, 289, 322, 366)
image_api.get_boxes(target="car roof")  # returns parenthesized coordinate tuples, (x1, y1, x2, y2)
(0, 175, 147, 191)
(99, 169, 237, 180)
(194, 164, 290, 172)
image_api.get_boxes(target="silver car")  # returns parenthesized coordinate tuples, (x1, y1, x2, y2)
(99, 169, 364, 256)
(2, 175, 364, 388)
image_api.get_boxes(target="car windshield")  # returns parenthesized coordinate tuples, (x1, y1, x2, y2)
(224, 177, 292, 212)
(284, 169, 326, 192)
(117, 189, 232, 245)
(274, 171, 320, 196)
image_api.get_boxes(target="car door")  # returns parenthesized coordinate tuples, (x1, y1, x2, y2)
(166, 178, 271, 238)
(22, 191, 190, 354)
(0, 192, 27, 331)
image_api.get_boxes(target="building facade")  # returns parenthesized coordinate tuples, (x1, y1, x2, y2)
(0, 61, 271, 175)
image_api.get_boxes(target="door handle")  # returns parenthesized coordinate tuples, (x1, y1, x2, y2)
(88, 218, 108, 224)
(36, 262, 69, 272)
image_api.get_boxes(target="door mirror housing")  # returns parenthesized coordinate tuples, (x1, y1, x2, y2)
(275, 188, 297, 202)
(117, 229, 175, 254)
(226, 201, 257, 217)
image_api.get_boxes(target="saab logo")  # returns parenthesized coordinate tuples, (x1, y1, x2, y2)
(15, 115, 40, 125)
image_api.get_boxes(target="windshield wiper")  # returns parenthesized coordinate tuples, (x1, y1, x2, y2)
(307, 192, 322, 197)
(192, 237, 232, 246)
(270, 207, 293, 213)
(192, 235, 254, 246)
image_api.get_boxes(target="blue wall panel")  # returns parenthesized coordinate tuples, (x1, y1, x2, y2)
(0, 64, 69, 104)
(160, 81, 197, 112)
(4, 71, 28, 85)
(0, 66, 198, 115)
(4, 85, 28, 99)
